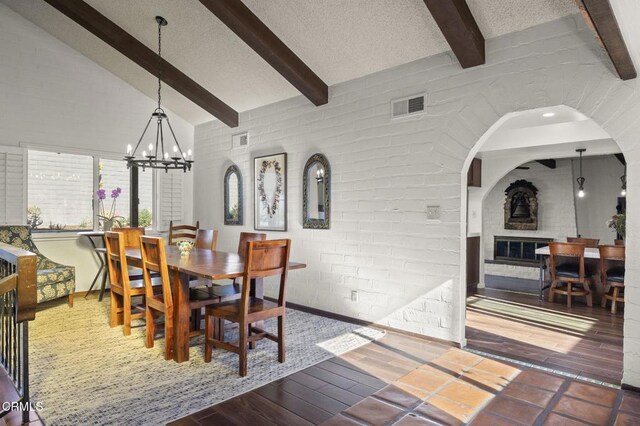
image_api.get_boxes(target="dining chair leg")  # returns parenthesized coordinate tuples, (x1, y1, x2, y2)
(145, 308, 155, 349)
(612, 287, 619, 314)
(123, 297, 132, 336)
(204, 314, 213, 363)
(601, 289, 608, 308)
(109, 293, 122, 328)
(278, 315, 285, 363)
(239, 322, 248, 377)
(164, 313, 174, 361)
(567, 282, 572, 308)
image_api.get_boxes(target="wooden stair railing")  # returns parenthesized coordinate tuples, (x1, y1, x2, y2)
(0, 242, 37, 423)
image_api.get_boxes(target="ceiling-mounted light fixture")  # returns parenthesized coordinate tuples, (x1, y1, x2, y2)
(576, 148, 586, 198)
(621, 164, 627, 197)
(124, 16, 193, 173)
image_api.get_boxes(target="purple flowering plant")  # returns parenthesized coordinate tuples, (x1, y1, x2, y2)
(97, 187, 124, 230)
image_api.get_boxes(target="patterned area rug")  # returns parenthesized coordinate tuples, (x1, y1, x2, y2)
(29, 297, 384, 425)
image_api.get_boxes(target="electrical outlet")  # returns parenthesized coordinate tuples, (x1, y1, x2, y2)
(426, 205, 441, 220)
(351, 290, 358, 302)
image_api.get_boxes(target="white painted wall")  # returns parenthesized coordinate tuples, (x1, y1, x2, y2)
(0, 3, 194, 291)
(483, 160, 577, 280)
(195, 14, 640, 386)
(573, 156, 625, 244)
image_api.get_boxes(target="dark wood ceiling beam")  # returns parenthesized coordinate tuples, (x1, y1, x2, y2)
(198, 0, 328, 106)
(43, 0, 239, 127)
(536, 159, 557, 169)
(576, 0, 636, 80)
(422, 0, 485, 68)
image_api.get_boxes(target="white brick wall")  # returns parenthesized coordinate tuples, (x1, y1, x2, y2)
(194, 14, 640, 386)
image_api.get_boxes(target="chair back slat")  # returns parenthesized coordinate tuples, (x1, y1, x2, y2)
(241, 240, 291, 311)
(195, 229, 219, 251)
(237, 232, 266, 258)
(168, 220, 199, 245)
(567, 237, 599, 248)
(139, 236, 173, 308)
(104, 231, 130, 295)
(112, 227, 145, 248)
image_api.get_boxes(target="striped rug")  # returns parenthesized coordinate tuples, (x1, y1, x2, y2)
(29, 297, 384, 425)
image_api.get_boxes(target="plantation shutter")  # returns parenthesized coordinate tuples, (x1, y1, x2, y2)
(0, 146, 26, 225)
(157, 171, 183, 231)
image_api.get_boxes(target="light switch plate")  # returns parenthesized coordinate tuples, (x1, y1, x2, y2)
(426, 205, 441, 220)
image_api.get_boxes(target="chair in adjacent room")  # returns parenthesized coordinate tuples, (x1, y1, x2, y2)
(139, 236, 223, 360)
(204, 239, 291, 377)
(168, 221, 199, 245)
(105, 231, 159, 336)
(194, 229, 219, 251)
(567, 237, 599, 248)
(548, 242, 593, 307)
(599, 245, 625, 314)
(237, 232, 267, 258)
(112, 227, 145, 248)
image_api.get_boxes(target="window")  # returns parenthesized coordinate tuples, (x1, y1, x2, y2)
(28, 151, 93, 230)
(26, 150, 160, 231)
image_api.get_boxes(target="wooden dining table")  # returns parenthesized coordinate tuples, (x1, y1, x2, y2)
(125, 245, 306, 363)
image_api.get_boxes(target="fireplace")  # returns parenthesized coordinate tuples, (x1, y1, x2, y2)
(493, 236, 552, 264)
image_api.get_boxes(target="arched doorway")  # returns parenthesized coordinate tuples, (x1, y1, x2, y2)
(458, 105, 628, 384)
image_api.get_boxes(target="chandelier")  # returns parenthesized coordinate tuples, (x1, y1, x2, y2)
(125, 16, 193, 172)
(576, 148, 586, 198)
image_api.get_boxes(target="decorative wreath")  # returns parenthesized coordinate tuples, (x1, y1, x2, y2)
(257, 160, 283, 218)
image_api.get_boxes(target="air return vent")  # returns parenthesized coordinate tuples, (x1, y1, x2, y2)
(391, 94, 426, 119)
(231, 132, 249, 149)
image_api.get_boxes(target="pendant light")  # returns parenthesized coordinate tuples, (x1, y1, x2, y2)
(576, 148, 586, 198)
(621, 163, 627, 196)
(124, 16, 193, 173)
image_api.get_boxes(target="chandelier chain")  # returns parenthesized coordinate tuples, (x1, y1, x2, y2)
(157, 18, 162, 109)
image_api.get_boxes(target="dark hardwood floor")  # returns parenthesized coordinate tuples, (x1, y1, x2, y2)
(466, 288, 623, 384)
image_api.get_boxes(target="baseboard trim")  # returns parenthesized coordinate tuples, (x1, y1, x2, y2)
(266, 297, 459, 348)
(622, 383, 640, 394)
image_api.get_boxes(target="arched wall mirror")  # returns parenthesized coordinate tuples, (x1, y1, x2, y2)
(303, 153, 331, 229)
(224, 165, 243, 225)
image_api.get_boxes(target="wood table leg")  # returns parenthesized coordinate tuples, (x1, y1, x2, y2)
(173, 270, 191, 363)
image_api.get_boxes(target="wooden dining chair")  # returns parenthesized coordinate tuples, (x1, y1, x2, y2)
(548, 242, 593, 307)
(112, 227, 145, 248)
(140, 236, 229, 359)
(599, 245, 625, 314)
(204, 239, 291, 377)
(105, 231, 157, 336)
(168, 221, 199, 245)
(238, 232, 267, 258)
(194, 229, 219, 251)
(567, 237, 599, 248)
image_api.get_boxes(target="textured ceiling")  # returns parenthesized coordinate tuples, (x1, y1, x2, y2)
(1, 0, 578, 125)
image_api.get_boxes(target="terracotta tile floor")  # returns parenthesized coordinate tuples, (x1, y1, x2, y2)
(173, 329, 640, 425)
(320, 348, 640, 425)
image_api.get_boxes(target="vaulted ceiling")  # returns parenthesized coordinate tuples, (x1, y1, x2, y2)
(0, 0, 585, 125)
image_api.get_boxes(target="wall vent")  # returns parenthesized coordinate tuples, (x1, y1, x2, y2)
(231, 132, 249, 149)
(391, 94, 426, 119)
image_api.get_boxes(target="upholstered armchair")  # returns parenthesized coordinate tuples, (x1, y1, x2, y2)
(0, 226, 75, 306)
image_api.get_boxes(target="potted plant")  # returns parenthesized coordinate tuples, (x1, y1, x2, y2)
(97, 187, 125, 231)
(607, 213, 626, 241)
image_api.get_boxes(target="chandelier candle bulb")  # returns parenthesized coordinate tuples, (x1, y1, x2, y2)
(126, 144, 132, 155)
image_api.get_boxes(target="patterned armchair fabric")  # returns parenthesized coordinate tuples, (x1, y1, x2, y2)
(0, 226, 75, 303)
